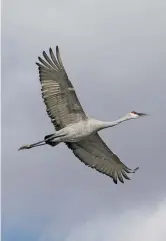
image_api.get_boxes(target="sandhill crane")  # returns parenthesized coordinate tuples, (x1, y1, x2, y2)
(19, 46, 147, 184)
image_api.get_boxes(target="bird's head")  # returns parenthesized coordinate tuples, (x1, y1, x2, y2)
(126, 111, 148, 119)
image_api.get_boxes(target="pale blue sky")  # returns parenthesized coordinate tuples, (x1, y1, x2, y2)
(2, 0, 166, 240)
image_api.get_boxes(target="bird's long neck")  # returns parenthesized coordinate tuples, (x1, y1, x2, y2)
(98, 115, 130, 130)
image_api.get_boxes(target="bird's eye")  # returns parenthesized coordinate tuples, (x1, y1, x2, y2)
(131, 111, 137, 115)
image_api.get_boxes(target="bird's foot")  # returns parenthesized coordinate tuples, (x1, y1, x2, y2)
(18, 144, 32, 151)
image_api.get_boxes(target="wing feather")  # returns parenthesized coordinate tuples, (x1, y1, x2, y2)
(66, 133, 139, 184)
(36, 46, 87, 130)
(49, 48, 60, 69)
(43, 51, 56, 68)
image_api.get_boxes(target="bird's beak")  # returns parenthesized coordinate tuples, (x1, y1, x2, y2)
(138, 112, 148, 117)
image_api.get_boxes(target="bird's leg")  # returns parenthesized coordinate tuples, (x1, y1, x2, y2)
(18, 132, 66, 151)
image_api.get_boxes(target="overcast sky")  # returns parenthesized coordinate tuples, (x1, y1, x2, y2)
(2, 0, 166, 240)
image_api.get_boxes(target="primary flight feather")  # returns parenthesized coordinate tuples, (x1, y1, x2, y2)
(19, 46, 147, 184)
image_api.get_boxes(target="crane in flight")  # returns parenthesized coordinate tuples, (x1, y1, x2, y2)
(19, 46, 147, 184)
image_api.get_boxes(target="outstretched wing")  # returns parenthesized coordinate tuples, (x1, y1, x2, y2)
(36, 46, 87, 130)
(66, 133, 139, 184)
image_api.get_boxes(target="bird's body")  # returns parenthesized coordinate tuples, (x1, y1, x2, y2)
(19, 46, 147, 184)
(49, 118, 114, 143)
(50, 119, 97, 143)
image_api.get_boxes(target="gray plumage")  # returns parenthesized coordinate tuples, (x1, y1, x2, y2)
(19, 46, 147, 184)
(37, 47, 87, 130)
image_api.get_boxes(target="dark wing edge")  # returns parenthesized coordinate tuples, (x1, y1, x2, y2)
(66, 134, 139, 184)
(36, 46, 87, 130)
(37, 46, 65, 72)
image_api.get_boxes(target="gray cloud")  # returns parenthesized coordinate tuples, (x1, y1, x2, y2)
(2, 0, 166, 240)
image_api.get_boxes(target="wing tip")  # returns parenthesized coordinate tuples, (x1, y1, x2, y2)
(131, 167, 139, 173)
(114, 166, 139, 184)
(113, 180, 117, 184)
(133, 167, 139, 173)
(49, 47, 53, 53)
(119, 178, 124, 184)
(42, 50, 46, 56)
(36, 62, 40, 67)
(125, 166, 139, 174)
(39, 47, 58, 57)
(38, 56, 42, 62)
